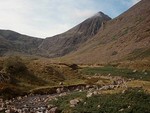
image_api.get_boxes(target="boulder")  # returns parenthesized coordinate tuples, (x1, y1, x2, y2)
(86, 92, 93, 98)
(70, 98, 80, 107)
(56, 88, 61, 94)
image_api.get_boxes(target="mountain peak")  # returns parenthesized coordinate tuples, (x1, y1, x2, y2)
(90, 11, 111, 20)
(95, 11, 105, 17)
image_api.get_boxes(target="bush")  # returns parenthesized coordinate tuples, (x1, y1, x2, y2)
(69, 64, 79, 70)
(3, 56, 27, 74)
(0, 83, 26, 99)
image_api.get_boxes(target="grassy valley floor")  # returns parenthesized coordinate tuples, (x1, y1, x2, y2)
(0, 56, 150, 113)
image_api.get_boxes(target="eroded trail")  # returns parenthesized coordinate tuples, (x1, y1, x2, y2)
(1, 84, 87, 113)
(11, 93, 68, 113)
(14, 94, 57, 109)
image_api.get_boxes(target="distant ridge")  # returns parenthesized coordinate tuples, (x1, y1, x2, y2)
(0, 30, 43, 56)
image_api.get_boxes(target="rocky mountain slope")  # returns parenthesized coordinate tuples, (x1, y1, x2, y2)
(38, 12, 111, 57)
(0, 30, 43, 56)
(61, 0, 150, 64)
(0, 12, 111, 58)
(0, 0, 149, 64)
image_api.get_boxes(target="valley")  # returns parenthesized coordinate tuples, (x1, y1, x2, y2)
(0, 0, 150, 113)
(0, 56, 150, 113)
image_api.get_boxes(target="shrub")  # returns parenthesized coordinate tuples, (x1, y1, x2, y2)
(0, 83, 26, 99)
(3, 56, 27, 74)
(69, 64, 79, 70)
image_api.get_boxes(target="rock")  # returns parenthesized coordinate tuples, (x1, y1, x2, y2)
(92, 85, 97, 89)
(75, 88, 79, 91)
(119, 108, 124, 112)
(24, 95, 28, 98)
(89, 88, 95, 92)
(5, 108, 18, 113)
(70, 104, 75, 108)
(97, 105, 101, 108)
(17, 109, 22, 113)
(70, 99, 79, 105)
(93, 91, 98, 95)
(70, 99, 80, 107)
(56, 88, 61, 94)
(59, 92, 67, 97)
(109, 85, 115, 89)
(60, 87, 64, 92)
(84, 102, 86, 105)
(47, 104, 54, 109)
(133, 70, 137, 73)
(108, 73, 111, 76)
(86, 85, 90, 89)
(86, 92, 93, 98)
(54, 98, 58, 101)
(23, 104, 27, 107)
(122, 90, 126, 94)
(128, 79, 132, 81)
(5, 109, 10, 113)
(79, 90, 82, 92)
(5, 100, 10, 105)
(22, 107, 29, 113)
(100, 86, 110, 90)
(144, 72, 148, 75)
(0, 107, 5, 112)
(17, 96, 22, 100)
(142, 69, 146, 72)
(0, 102, 4, 108)
(59, 82, 63, 85)
(48, 107, 60, 113)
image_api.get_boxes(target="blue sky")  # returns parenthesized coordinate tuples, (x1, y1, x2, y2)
(0, 0, 141, 38)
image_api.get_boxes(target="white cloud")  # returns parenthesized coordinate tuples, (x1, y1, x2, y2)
(0, 0, 140, 38)
(0, 0, 96, 38)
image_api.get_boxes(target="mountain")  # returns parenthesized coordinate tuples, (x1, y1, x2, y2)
(61, 0, 150, 64)
(38, 12, 111, 57)
(0, 12, 111, 57)
(0, 0, 149, 64)
(0, 30, 43, 56)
